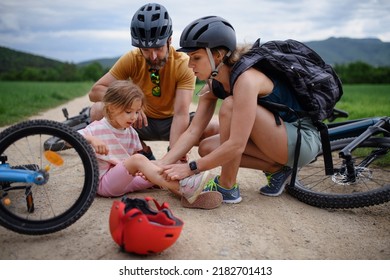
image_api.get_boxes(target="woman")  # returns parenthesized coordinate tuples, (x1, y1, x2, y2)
(159, 16, 322, 203)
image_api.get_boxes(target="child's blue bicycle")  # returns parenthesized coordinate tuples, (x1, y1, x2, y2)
(0, 119, 99, 235)
(287, 109, 390, 209)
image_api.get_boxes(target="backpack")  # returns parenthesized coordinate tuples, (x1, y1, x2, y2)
(230, 38, 343, 122)
(225, 39, 344, 182)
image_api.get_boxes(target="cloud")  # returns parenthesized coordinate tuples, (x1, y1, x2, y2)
(0, 0, 389, 62)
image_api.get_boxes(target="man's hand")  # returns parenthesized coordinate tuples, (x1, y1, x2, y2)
(133, 109, 148, 129)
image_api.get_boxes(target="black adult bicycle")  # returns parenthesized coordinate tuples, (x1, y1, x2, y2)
(43, 107, 90, 151)
(0, 119, 99, 235)
(287, 109, 390, 209)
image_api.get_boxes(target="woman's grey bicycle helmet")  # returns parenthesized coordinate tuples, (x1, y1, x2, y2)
(179, 16, 236, 78)
(178, 16, 236, 52)
(131, 3, 173, 48)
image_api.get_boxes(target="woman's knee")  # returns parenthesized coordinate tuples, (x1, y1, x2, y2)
(219, 96, 234, 121)
(198, 135, 220, 157)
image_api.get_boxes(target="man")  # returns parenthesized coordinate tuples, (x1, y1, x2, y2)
(88, 3, 218, 160)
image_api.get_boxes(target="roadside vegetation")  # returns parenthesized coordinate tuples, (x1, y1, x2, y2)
(0, 81, 93, 126)
(1, 82, 389, 127)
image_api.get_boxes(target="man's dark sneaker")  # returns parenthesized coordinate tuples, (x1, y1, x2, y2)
(259, 166, 293, 196)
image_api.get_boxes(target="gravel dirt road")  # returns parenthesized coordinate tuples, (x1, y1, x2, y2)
(1, 95, 389, 261)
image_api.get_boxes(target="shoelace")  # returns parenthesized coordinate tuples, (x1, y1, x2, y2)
(264, 172, 273, 185)
(205, 178, 218, 191)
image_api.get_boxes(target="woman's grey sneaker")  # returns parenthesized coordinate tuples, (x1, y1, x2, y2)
(259, 166, 292, 196)
(180, 171, 213, 204)
(203, 176, 242, 203)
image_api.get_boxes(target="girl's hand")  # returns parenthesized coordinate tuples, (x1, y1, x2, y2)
(91, 138, 109, 155)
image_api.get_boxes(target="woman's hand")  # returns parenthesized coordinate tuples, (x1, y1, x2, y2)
(135, 171, 150, 182)
(161, 163, 192, 181)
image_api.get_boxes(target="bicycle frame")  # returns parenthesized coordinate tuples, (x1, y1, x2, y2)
(0, 160, 47, 185)
(337, 117, 390, 156)
(327, 117, 384, 141)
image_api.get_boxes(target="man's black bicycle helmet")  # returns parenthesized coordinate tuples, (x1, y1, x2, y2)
(178, 16, 236, 52)
(131, 3, 173, 48)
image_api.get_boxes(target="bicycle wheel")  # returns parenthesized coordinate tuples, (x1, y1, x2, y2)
(0, 119, 99, 235)
(287, 137, 390, 209)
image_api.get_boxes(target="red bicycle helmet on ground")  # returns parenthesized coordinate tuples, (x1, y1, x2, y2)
(109, 196, 183, 255)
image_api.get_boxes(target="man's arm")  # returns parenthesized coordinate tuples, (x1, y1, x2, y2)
(88, 72, 117, 102)
(168, 88, 193, 148)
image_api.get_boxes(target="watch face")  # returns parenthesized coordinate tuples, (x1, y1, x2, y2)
(189, 161, 197, 171)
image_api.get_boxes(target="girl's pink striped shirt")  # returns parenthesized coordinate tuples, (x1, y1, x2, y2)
(78, 118, 142, 178)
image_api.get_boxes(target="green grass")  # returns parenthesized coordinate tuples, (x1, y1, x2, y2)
(193, 83, 390, 121)
(1, 82, 389, 127)
(335, 84, 390, 120)
(0, 81, 93, 126)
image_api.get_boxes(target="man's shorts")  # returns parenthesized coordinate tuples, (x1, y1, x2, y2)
(135, 112, 195, 141)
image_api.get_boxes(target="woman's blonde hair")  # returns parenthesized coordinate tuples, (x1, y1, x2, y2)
(211, 44, 252, 67)
(103, 80, 145, 117)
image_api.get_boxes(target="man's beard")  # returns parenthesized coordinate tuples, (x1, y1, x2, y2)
(146, 51, 169, 70)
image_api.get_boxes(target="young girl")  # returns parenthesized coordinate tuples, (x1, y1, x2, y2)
(78, 80, 218, 207)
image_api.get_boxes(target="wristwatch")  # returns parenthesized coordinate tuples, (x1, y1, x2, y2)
(189, 161, 200, 174)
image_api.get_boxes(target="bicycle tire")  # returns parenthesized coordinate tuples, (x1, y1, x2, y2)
(0, 119, 99, 235)
(287, 137, 390, 209)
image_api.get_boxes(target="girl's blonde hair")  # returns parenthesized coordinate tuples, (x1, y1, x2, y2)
(103, 80, 145, 117)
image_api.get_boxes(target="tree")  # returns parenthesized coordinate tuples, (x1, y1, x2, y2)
(80, 62, 104, 81)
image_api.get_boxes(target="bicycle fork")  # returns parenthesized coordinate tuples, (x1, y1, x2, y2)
(0, 163, 47, 212)
(338, 117, 390, 184)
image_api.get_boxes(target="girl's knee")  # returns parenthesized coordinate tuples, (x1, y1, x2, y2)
(124, 153, 147, 171)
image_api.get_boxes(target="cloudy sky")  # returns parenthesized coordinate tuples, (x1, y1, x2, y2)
(1, 0, 389, 63)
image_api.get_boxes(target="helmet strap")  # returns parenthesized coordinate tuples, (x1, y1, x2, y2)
(207, 48, 232, 79)
(206, 48, 218, 78)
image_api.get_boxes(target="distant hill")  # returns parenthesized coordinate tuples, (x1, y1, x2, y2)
(304, 37, 390, 67)
(0, 46, 64, 73)
(77, 58, 118, 69)
(1, 37, 389, 76)
(77, 37, 390, 68)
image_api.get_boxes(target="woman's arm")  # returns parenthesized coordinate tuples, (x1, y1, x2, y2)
(159, 86, 218, 165)
(197, 69, 273, 171)
(162, 69, 273, 180)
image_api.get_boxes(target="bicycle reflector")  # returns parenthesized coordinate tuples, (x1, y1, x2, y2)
(109, 196, 184, 255)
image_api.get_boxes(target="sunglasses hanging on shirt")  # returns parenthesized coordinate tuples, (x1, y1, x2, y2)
(149, 69, 161, 97)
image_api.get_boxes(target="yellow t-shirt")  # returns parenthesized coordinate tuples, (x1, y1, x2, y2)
(110, 46, 195, 119)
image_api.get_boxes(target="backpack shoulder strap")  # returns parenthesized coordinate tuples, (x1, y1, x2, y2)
(230, 38, 263, 90)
